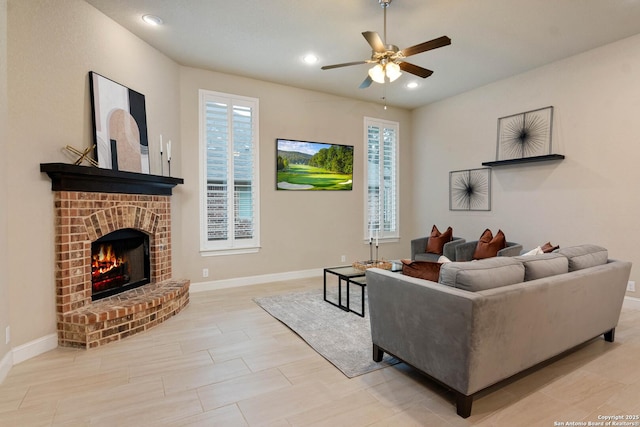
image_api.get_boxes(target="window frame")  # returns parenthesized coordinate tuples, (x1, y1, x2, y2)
(199, 89, 260, 256)
(364, 116, 400, 243)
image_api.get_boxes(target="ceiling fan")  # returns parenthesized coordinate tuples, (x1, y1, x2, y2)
(321, 0, 451, 89)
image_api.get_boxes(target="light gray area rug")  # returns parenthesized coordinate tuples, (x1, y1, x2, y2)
(254, 288, 399, 378)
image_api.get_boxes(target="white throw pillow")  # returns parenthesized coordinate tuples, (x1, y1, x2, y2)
(438, 255, 452, 263)
(522, 246, 544, 256)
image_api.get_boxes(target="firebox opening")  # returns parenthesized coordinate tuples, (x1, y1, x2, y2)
(91, 228, 150, 301)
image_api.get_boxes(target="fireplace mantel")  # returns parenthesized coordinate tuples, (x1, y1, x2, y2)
(40, 163, 184, 196)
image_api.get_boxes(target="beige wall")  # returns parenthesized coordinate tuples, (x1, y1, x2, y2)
(178, 67, 413, 283)
(0, 0, 10, 362)
(7, 0, 180, 347)
(5, 0, 412, 351)
(411, 33, 640, 295)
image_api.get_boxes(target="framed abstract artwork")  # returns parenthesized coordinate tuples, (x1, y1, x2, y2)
(89, 71, 150, 173)
(496, 106, 553, 161)
(449, 168, 491, 211)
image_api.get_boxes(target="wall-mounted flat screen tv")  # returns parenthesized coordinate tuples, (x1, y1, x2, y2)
(276, 139, 353, 191)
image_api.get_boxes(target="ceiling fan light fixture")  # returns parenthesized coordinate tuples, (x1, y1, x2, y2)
(386, 62, 402, 82)
(320, 0, 450, 89)
(368, 64, 386, 84)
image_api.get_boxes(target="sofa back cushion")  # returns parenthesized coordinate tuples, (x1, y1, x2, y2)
(557, 244, 608, 271)
(439, 257, 525, 291)
(514, 253, 569, 281)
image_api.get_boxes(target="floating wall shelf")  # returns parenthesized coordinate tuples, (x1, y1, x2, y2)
(482, 154, 565, 167)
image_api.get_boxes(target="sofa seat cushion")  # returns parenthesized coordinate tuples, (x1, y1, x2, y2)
(514, 253, 568, 281)
(439, 257, 525, 292)
(401, 259, 442, 282)
(414, 252, 441, 262)
(558, 244, 608, 271)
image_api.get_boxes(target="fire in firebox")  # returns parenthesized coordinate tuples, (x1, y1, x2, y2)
(90, 228, 150, 300)
(92, 244, 130, 292)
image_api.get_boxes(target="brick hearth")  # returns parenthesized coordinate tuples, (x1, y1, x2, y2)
(53, 190, 189, 348)
(60, 280, 189, 348)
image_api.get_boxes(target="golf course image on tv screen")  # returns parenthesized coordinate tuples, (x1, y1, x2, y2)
(276, 138, 353, 191)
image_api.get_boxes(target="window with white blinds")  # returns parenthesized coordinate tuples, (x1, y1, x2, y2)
(199, 90, 260, 254)
(365, 117, 399, 241)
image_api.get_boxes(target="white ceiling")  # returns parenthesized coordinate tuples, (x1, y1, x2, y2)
(84, 0, 640, 109)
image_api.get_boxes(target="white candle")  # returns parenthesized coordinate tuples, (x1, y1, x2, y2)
(160, 134, 163, 154)
(376, 231, 379, 247)
(167, 140, 172, 161)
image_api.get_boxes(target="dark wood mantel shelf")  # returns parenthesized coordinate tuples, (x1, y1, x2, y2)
(40, 163, 184, 196)
(481, 154, 565, 167)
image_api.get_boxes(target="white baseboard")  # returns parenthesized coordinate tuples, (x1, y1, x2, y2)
(12, 333, 58, 365)
(0, 350, 12, 384)
(190, 268, 323, 293)
(0, 333, 58, 384)
(623, 296, 640, 310)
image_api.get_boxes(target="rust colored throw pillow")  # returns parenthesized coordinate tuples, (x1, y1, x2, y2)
(541, 242, 560, 253)
(401, 259, 442, 282)
(473, 229, 507, 259)
(425, 225, 453, 255)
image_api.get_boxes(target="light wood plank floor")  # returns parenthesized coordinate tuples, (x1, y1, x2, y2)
(1, 277, 640, 426)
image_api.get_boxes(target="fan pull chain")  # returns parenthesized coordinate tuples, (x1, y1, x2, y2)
(382, 85, 388, 110)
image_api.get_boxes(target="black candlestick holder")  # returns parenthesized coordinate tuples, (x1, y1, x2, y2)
(369, 240, 373, 263)
(367, 240, 380, 263)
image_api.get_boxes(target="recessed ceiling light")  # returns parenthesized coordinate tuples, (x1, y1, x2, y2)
(302, 54, 319, 64)
(142, 14, 163, 26)
(405, 81, 419, 89)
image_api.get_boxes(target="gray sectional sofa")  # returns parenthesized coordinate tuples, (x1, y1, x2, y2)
(365, 244, 632, 418)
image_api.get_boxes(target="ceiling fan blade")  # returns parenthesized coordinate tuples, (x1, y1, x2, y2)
(400, 36, 451, 57)
(359, 75, 373, 89)
(362, 31, 386, 53)
(399, 62, 433, 78)
(321, 60, 368, 70)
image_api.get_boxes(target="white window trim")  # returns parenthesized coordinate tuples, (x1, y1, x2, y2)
(198, 89, 260, 256)
(364, 116, 400, 243)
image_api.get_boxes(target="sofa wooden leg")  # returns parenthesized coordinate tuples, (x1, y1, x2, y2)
(456, 393, 473, 418)
(373, 344, 384, 362)
(604, 328, 615, 343)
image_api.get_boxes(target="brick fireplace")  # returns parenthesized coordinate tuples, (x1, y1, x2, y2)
(41, 163, 189, 348)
